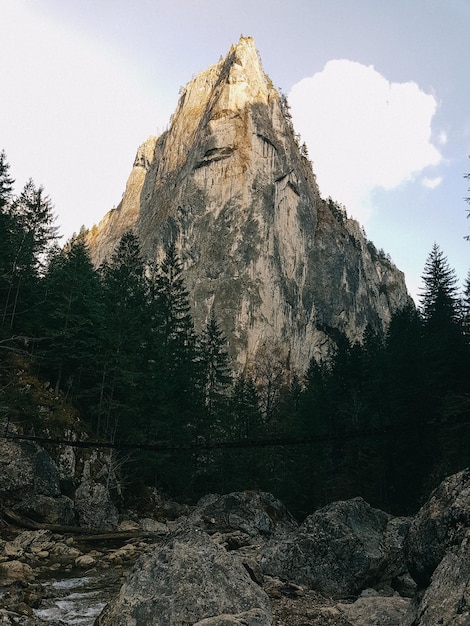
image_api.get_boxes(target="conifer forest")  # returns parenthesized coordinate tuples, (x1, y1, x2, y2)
(1, 150, 469, 519)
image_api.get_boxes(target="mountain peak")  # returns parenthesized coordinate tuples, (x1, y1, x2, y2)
(88, 39, 409, 372)
(175, 35, 272, 126)
(225, 35, 266, 78)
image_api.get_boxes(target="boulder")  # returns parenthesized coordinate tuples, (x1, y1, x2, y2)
(0, 440, 61, 504)
(260, 497, 408, 597)
(96, 528, 271, 626)
(49, 542, 81, 558)
(405, 468, 470, 586)
(337, 595, 410, 625)
(139, 517, 169, 534)
(410, 530, 470, 626)
(9, 530, 54, 555)
(381, 515, 412, 581)
(118, 519, 140, 531)
(187, 490, 297, 538)
(74, 480, 119, 530)
(75, 554, 96, 568)
(0, 560, 34, 582)
(12, 494, 75, 526)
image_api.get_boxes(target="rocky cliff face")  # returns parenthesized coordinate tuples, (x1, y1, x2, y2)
(87, 36, 410, 372)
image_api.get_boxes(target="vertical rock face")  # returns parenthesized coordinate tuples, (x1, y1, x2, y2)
(87, 36, 410, 372)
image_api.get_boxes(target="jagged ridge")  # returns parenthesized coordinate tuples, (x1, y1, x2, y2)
(87, 36, 410, 372)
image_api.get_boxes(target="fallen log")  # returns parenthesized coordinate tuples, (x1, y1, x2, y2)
(2, 508, 90, 533)
(1, 509, 161, 541)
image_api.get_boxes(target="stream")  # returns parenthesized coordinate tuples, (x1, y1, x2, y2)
(33, 569, 124, 625)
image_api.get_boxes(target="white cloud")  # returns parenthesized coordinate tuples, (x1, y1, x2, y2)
(422, 176, 442, 189)
(438, 130, 448, 145)
(289, 60, 442, 224)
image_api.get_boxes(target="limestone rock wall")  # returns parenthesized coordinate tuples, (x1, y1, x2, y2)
(87, 36, 410, 372)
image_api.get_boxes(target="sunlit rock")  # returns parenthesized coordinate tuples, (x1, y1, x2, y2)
(87, 35, 410, 372)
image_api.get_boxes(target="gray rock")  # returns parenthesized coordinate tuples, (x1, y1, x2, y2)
(96, 528, 271, 626)
(391, 573, 417, 598)
(381, 515, 412, 581)
(139, 517, 168, 534)
(10, 530, 53, 554)
(411, 530, 470, 626)
(0, 440, 61, 503)
(118, 519, 140, 531)
(337, 595, 410, 625)
(260, 497, 408, 597)
(74, 480, 118, 530)
(188, 490, 297, 538)
(75, 554, 96, 568)
(405, 468, 470, 586)
(13, 494, 75, 526)
(0, 560, 34, 582)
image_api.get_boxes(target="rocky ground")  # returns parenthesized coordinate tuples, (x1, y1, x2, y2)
(0, 516, 341, 625)
(0, 498, 411, 626)
(1, 449, 469, 625)
(0, 523, 149, 624)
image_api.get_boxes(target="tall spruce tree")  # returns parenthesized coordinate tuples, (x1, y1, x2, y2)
(213, 374, 265, 494)
(419, 243, 466, 399)
(199, 310, 231, 426)
(98, 231, 150, 440)
(0, 152, 15, 340)
(461, 271, 470, 336)
(0, 151, 13, 209)
(420, 243, 459, 324)
(143, 241, 201, 496)
(229, 374, 263, 440)
(40, 233, 103, 404)
(154, 241, 196, 362)
(382, 303, 431, 512)
(152, 241, 199, 415)
(1, 179, 58, 332)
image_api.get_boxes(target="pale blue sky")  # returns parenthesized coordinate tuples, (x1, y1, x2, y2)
(1, 0, 468, 302)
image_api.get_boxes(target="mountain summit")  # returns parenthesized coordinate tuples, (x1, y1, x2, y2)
(87, 36, 409, 371)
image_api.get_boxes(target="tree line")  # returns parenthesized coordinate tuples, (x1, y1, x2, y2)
(1, 150, 469, 518)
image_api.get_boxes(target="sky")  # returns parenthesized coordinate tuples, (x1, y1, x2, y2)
(1, 0, 469, 303)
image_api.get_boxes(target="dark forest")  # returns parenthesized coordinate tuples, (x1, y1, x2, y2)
(1, 150, 469, 519)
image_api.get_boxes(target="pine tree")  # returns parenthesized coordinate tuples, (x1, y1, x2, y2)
(0, 151, 15, 339)
(461, 271, 470, 338)
(212, 374, 265, 495)
(385, 302, 425, 421)
(154, 241, 196, 363)
(381, 303, 432, 512)
(98, 231, 150, 440)
(199, 310, 232, 424)
(229, 374, 263, 440)
(1, 179, 58, 331)
(0, 151, 13, 210)
(141, 241, 202, 496)
(299, 358, 329, 432)
(40, 233, 103, 404)
(420, 243, 460, 324)
(152, 241, 199, 416)
(419, 243, 466, 397)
